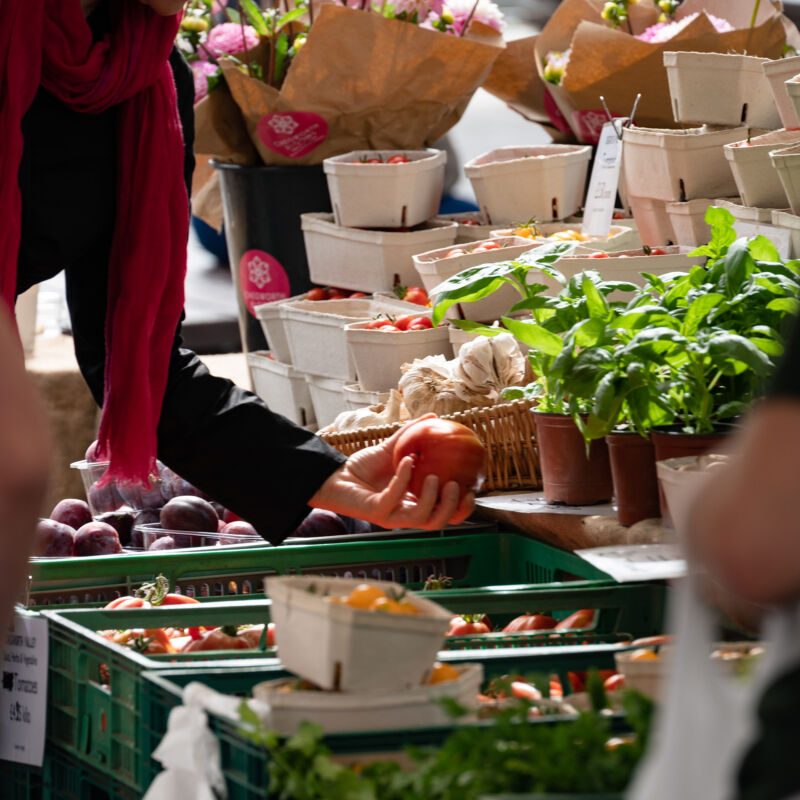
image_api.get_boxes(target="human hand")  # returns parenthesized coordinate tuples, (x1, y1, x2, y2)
(687, 399, 800, 606)
(309, 415, 475, 530)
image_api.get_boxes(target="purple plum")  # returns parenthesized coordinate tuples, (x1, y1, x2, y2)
(35, 519, 76, 557)
(148, 536, 177, 551)
(50, 499, 92, 530)
(292, 509, 348, 538)
(219, 520, 260, 545)
(74, 522, 123, 556)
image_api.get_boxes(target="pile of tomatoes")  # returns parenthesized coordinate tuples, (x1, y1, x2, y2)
(441, 240, 503, 260)
(364, 313, 436, 332)
(306, 287, 367, 301)
(326, 582, 422, 615)
(445, 609, 596, 637)
(350, 154, 411, 164)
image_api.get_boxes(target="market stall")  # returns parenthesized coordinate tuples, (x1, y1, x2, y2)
(5, 0, 800, 797)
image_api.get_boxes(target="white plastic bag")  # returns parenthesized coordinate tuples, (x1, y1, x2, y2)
(629, 579, 800, 800)
(143, 704, 227, 800)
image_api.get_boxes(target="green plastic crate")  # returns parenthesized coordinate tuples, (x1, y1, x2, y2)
(141, 667, 462, 799)
(43, 600, 278, 793)
(437, 580, 667, 641)
(39, 534, 649, 794)
(0, 760, 43, 800)
(140, 665, 632, 800)
(43, 746, 138, 800)
(28, 523, 500, 607)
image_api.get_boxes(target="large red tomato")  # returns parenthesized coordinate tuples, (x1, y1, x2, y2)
(393, 419, 487, 499)
(502, 613, 557, 633)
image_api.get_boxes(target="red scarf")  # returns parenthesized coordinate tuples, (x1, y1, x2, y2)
(0, 0, 188, 486)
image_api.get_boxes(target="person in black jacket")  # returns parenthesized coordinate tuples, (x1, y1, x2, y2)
(14, 0, 472, 544)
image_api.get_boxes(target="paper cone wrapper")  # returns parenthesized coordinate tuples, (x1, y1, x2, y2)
(220, 4, 503, 166)
(534, 0, 787, 143)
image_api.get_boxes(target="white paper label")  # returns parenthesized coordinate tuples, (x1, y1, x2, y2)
(582, 119, 627, 238)
(0, 610, 48, 766)
(476, 492, 617, 517)
(733, 221, 791, 260)
(575, 543, 687, 583)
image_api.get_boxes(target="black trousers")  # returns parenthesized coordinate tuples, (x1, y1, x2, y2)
(16, 48, 345, 544)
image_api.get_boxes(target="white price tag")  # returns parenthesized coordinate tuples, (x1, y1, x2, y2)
(582, 118, 627, 238)
(575, 543, 687, 583)
(733, 221, 791, 260)
(476, 491, 617, 517)
(0, 609, 48, 766)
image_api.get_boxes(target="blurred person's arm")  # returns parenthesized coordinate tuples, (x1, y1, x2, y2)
(0, 308, 50, 635)
(688, 316, 800, 608)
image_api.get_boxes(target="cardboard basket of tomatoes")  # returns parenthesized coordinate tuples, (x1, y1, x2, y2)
(301, 212, 457, 294)
(281, 296, 430, 381)
(266, 576, 453, 693)
(489, 222, 639, 252)
(250, 662, 483, 736)
(344, 314, 452, 392)
(556, 245, 706, 300)
(323, 149, 446, 229)
(412, 236, 539, 323)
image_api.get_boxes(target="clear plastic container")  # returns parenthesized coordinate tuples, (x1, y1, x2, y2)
(135, 522, 265, 552)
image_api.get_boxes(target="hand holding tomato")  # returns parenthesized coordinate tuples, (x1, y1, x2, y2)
(309, 415, 476, 531)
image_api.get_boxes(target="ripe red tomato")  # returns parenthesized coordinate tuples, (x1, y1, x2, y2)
(368, 317, 394, 329)
(446, 614, 491, 636)
(403, 286, 429, 306)
(554, 609, 596, 631)
(364, 157, 383, 163)
(480, 240, 501, 250)
(604, 673, 625, 691)
(408, 316, 433, 330)
(381, 324, 400, 331)
(462, 219, 479, 226)
(647, 248, 667, 256)
(444, 248, 467, 259)
(588, 251, 610, 258)
(386, 154, 411, 164)
(502, 613, 557, 633)
(306, 287, 329, 301)
(349, 292, 367, 298)
(394, 315, 415, 331)
(471, 245, 490, 253)
(393, 418, 487, 499)
(327, 288, 350, 299)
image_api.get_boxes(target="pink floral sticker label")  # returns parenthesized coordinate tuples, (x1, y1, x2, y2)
(239, 250, 291, 317)
(257, 111, 329, 159)
(572, 109, 622, 146)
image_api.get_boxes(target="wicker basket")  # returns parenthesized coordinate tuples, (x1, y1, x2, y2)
(318, 399, 541, 493)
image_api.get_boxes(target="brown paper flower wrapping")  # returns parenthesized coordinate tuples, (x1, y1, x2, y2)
(533, 0, 787, 143)
(219, 4, 504, 167)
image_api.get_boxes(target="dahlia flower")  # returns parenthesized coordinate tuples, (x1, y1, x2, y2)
(636, 12, 733, 43)
(191, 60, 219, 103)
(199, 22, 260, 60)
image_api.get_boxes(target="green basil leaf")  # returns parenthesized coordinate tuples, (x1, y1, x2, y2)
(501, 316, 564, 356)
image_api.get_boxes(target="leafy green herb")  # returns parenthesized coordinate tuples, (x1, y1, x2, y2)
(240, 690, 655, 799)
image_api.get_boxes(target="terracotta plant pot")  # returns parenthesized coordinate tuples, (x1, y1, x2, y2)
(651, 427, 731, 524)
(534, 412, 613, 505)
(606, 431, 660, 527)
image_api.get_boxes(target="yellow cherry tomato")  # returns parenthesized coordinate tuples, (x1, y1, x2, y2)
(629, 648, 660, 662)
(429, 662, 460, 684)
(345, 584, 387, 610)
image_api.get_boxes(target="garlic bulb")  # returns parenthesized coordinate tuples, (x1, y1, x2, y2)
(318, 390, 409, 434)
(398, 356, 473, 418)
(453, 333, 529, 403)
